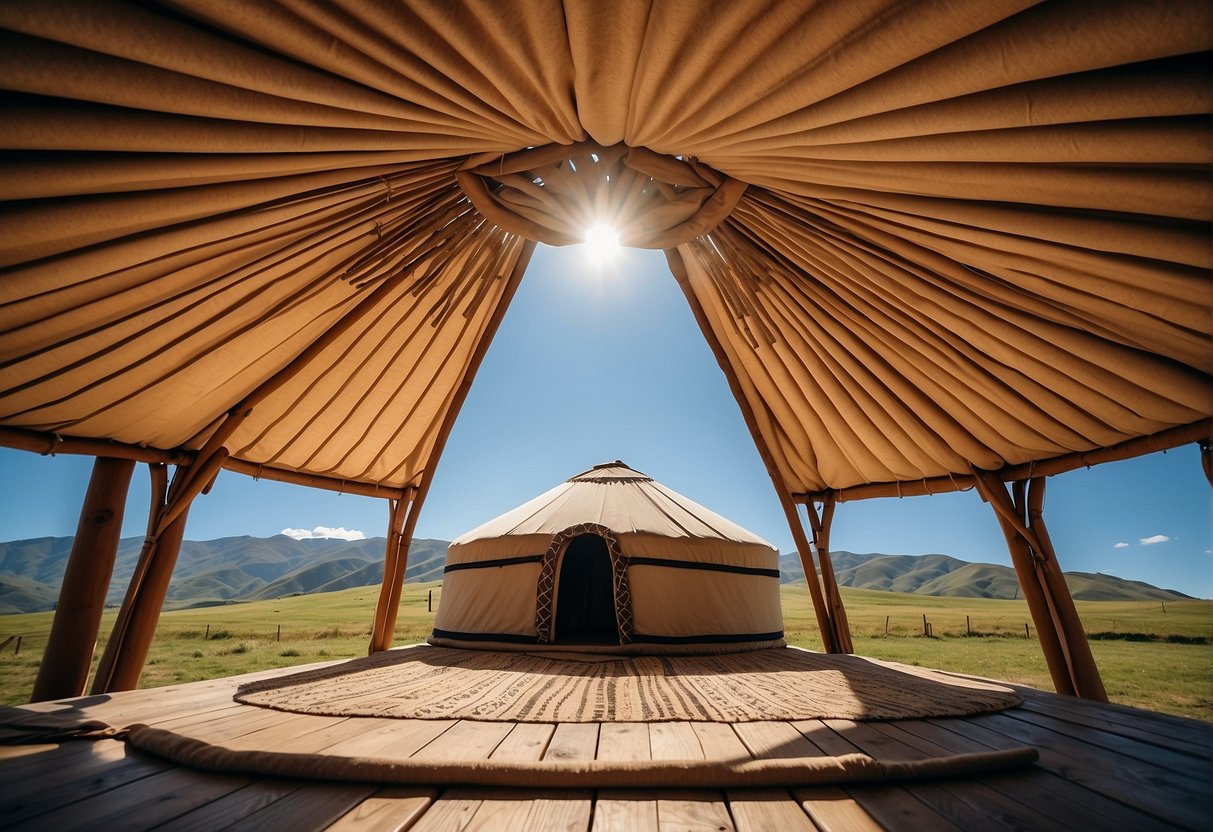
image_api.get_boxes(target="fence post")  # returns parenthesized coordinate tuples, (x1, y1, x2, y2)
(884, 615, 889, 636)
(966, 615, 971, 636)
(205, 624, 210, 640)
(922, 614, 929, 636)
(1025, 623, 1030, 639)
(276, 624, 281, 642)
(14, 636, 21, 656)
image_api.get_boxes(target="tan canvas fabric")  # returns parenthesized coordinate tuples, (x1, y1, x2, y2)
(0, 0, 1207, 495)
(628, 568, 782, 637)
(434, 463, 782, 645)
(450, 463, 777, 557)
(432, 564, 541, 637)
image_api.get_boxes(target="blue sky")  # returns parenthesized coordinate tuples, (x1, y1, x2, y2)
(1, 246, 1209, 597)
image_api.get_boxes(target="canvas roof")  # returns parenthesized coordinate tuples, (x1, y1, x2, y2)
(451, 462, 776, 548)
(0, 1, 1208, 500)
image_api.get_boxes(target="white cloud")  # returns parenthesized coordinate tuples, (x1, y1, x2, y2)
(281, 526, 366, 541)
(1139, 534, 1170, 546)
(1113, 542, 1129, 549)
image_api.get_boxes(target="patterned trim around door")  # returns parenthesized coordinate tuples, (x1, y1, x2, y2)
(535, 524, 633, 644)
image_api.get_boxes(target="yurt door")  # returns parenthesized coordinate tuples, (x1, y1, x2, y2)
(554, 534, 618, 643)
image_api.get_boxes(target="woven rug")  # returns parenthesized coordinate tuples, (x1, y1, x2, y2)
(234, 646, 1021, 722)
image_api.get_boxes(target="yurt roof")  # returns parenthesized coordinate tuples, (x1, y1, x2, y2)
(451, 461, 776, 547)
(0, 2, 1209, 502)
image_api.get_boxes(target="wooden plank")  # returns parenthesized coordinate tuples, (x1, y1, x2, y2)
(792, 786, 883, 832)
(220, 712, 350, 751)
(146, 781, 307, 832)
(149, 702, 259, 731)
(544, 723, 599, 761)
(1017, 696, 1211, 757)
(656, 790, 734, 831)
(921, 716, 1182, 828)
(822, 719, 933, 762)
(967, 711, 1211, 829)
(593, 790, 659, 832)
(0, 740, 100, 786)
(1018, 683, 1212, 740)
(326, 787, 437, 832)
(228, 781, 381, 830)
(15, 686, 235, 728)
(734, 720, 822, 759)
(9, 766, 251, 832)
(649, 722, 703, 760)
(450, 789, 593, 832)
(411, 720, 513, 761)
(866, 721, 960, 757)
(839, 784, 963, 832)
(489, 722, 555, 761)
(877, 719, 990, 754)
(1001, 704, 1211, 776)
(0, 741, 66, 764)
(269, 717, 392, 754)
(0, 741, 169, 826)
(457, 789, 539, 832)
(597, 722, 651, 762)
(791, 720, 864, 757)
(727, 789, 817, 831)
(690, 722, 750, 761)
(327, 718, 457, 760)
(834, 720, 1072, 832)
(410, 787, 485, 831)
(901, 778, 1069, 832)
(170, 705, 327, 744)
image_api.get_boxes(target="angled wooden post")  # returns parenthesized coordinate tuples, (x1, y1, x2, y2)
(90, 455, 217, 693)
(973, 469, 1106, 700)
(665, 247, 841, 653)
(1025, 477, 1107, 701)
(31, 457, 136, 701)
(973, 470, 1074, 696)
(369, 493, 414, 653)
(368, 239, 537, 654)
(803, 494, 853, 653)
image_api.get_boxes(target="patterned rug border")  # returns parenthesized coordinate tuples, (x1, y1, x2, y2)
(234, 646, 1022, 723)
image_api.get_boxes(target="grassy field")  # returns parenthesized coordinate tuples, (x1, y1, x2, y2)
(0, 583, 1208, 720)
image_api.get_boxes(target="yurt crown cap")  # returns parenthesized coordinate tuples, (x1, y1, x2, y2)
(570, 461, 652, 482)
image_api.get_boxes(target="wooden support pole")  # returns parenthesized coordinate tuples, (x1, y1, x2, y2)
(31, 457, 136, 702)
(665, 246, 839, 652)
(368, 238, 537, 654)
(222, 457, 406, 500)
(370, 495, 412, 653)
(90, 499, 192, 693)
(0, 426, 190, 465)
(973, 470, 1081, 698)
(803, 495, 853, 653)
(91, 455, 211, 693)
(1026, 477, 1107, 701)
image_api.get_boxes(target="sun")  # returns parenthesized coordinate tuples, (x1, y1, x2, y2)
(583, 223, 621, 263)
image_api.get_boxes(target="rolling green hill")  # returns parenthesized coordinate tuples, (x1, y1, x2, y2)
(0, 535, 449, 612)
(778, 551, 1192, 601)
(0, 535, 1192, 613)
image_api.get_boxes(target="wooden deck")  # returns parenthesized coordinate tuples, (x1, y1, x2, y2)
(1, 656, 1209, 831)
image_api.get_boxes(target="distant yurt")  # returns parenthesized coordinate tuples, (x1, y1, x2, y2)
(431, 462, 784, 653)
